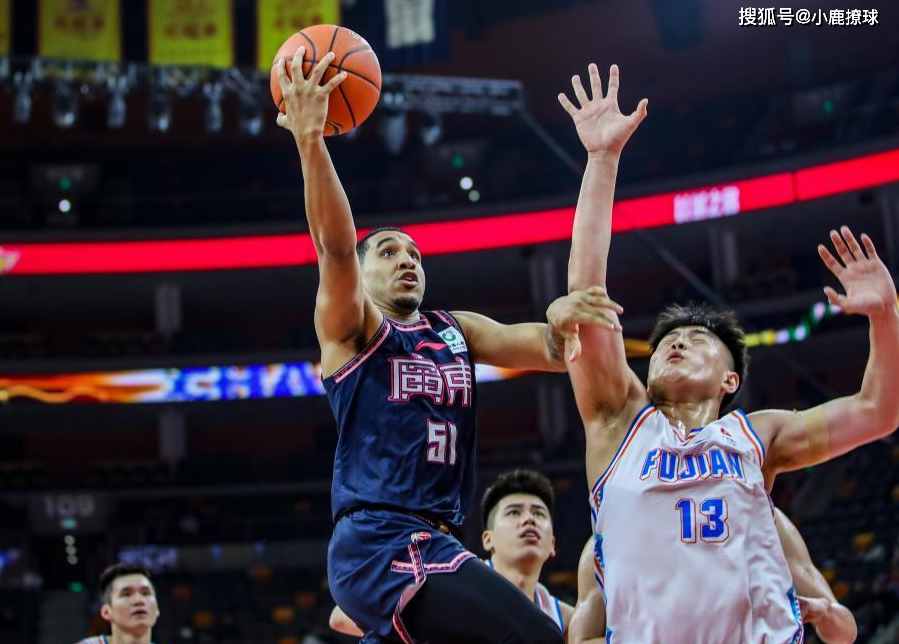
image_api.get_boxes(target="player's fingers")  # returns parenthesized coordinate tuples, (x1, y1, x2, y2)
(289, 46, 306, 82)
(587, 63, 603, 101)
(276, 112, 289, 129)
(585, 291, 623, 314)
(567, 327, 582, 363)
(598, 297, 625, 315)
(817, 244, 843, 275)
(830, 229, 854, 264)
(557, 92, 578, 116)
(310, 51, 335, 86)
(841, 225, 864, 260)
(322, 70, 348, 94)
(606, 64, 620, 103)
(571, 74, 590, 108)
(823, 286, 847, 310)
(573, 304, 616, 328)
(628, 98, 649, 127)
(595, 312, 623, 331)
(861, 233, 879, 259)
(275, 58, 291, 94)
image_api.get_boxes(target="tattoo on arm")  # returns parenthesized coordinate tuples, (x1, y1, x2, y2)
(546, 324, 566, 363)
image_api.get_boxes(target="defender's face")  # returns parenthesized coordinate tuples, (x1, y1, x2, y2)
(101, 574, 160, 633)
(361, 231, 425, 312)
(483, 493, 556, 565)
(647, 326, 737, 402)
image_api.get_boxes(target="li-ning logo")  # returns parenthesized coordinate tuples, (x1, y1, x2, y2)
(0, 246, 21, 275)
(438, 327, 467, 354)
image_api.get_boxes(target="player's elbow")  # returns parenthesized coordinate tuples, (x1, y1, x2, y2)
(328, 609, 356, 635)
(850, 395, 899, 440)
(819, 605, 857, 644)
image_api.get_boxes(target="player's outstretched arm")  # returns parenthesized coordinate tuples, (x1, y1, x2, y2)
(775, 508, 857, 644)
(568, 536, 606, 644)
(751, 228, 899, 477)
(328, 605, 365, 637)
(556, 64, 648, 419)
(450, 288, 623, 372)
(275, 48, 380, 365)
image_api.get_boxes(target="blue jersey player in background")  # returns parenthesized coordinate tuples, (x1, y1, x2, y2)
(273, 51, 620, 644)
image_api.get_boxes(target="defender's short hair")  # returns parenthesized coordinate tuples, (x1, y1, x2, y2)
(481, 469, 555, 529)
(98, 563, 153, 604)
(648, 302, 749, 410)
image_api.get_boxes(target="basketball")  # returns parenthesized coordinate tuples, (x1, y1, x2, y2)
(270, 24, 382, 137)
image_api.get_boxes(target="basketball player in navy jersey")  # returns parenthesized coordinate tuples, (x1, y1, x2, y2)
(330, 470, 575, 639)
(76, 563, 160, 644)
(568, 509, 857, 644)
(274, 52, 618, 644)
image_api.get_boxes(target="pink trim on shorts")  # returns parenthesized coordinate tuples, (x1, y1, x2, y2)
(390, 551, 476, 574)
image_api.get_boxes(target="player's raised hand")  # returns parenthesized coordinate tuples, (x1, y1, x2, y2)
(546, 287, 623, 362)
(275, 46, 347, 139)
(817, 226, 898, 318)
(557, 63, 648, 157)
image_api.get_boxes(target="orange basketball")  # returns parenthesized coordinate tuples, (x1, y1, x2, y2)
(270, 24, 382, 137)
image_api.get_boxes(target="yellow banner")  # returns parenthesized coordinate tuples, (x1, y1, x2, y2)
(0, 0, 11, 56)
(257, 0, 340, 70)
(149, 0, 233, 68)
(38, 0, 121, 62)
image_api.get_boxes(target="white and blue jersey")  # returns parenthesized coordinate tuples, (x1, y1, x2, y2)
(590, 405, 804, 644)
(484, 558, 565, 633)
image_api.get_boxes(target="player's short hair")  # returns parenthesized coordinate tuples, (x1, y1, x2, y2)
(98, 563, 153, 604)
(481, 469, 555, 529)
(355, 227, 412, 262)
(648, 302, 749, 410)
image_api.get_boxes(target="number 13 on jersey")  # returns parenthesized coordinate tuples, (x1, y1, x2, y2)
(676, 498, 729, 543)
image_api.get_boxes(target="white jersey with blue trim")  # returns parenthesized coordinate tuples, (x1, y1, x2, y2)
(590, 405, 803, 644)
(484, 558, 565, 633)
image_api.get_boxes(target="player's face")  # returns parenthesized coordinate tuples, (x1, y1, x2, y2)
(361, 231, 425, 313)
(647, 325, 738, 404)
(100, 574, 159, 634)
(483, 493, 556, 566)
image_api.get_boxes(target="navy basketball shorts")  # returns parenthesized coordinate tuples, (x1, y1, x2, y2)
(328, 507, 475, 644)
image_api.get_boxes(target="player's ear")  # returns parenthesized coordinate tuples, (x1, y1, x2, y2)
(481, 529, 493, 553)
(549, 534, 556, 559)
(100, 603, 113, 622)
(722, 370, 739, 395)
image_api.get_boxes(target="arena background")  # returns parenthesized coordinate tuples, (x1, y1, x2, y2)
(0, 0, 898, 642)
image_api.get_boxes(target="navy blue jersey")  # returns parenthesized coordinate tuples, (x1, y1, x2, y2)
(323, 311, 477, 526)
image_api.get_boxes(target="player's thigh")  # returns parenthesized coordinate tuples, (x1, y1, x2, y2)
(401, 559, 563, 644)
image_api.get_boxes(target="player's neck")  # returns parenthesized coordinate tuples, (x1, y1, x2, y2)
(490, 556, 541, 601)
(378, 304, 421, 323)
(110, 626, 152, 644)
(654, 399, 722, 436)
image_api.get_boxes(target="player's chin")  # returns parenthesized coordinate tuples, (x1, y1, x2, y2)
(393, 294, 422, 312)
